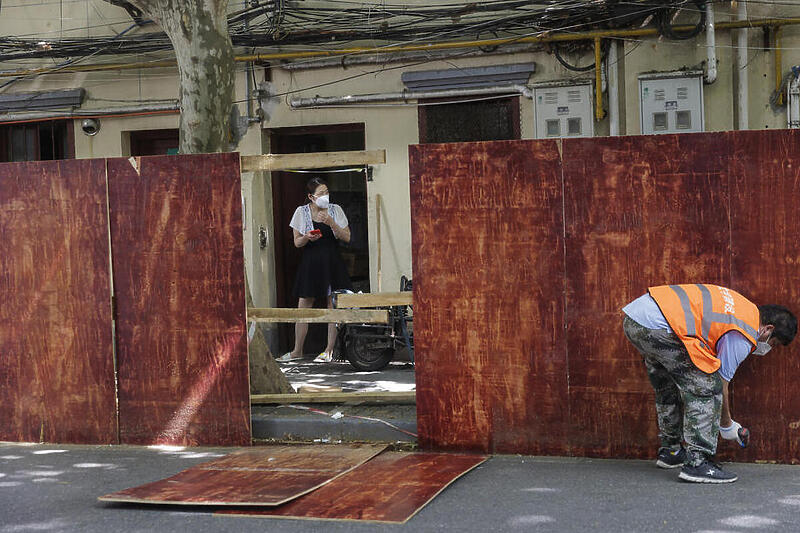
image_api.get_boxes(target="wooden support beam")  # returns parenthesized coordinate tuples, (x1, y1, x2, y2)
(240, 150, 386, 172)
(247, 307, 389, 324)
(251, 391, 416, 405)
(335, 291, 413, 308)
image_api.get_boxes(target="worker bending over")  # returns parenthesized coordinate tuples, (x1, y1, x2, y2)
(622, 284, 796, 483)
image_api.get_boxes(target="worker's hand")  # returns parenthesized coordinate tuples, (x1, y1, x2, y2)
(720, 420, 749, 448)
(318, 210, 334, 226)
(305, 230, 322, 242)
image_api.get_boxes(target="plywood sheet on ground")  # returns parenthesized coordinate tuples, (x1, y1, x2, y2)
(409, 140, 567, 455)
(217, 451, 487, 523)
(562, 133, 732, 459)
(107, 153, 250, 446)
(99, 444, 387, 506)
(0, 159, 116, 444)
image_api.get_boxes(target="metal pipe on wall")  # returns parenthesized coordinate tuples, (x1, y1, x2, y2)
(289, 84, 533, 109)
(788, 72, 800, 129)
(705, 2, 717, 84)
(280, 43, 544, 71)
(594, 37, 605, 121)
(736, 0, 749, 129)
(608, 39, 620, 136)
(775, 26, 784, 106)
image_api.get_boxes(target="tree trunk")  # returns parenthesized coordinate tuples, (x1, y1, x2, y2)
(127, 0, 234, 153)
(245, 276, 294, 394)
(116, 1, 295, 394)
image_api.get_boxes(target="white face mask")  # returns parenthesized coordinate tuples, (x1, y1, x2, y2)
(314, 194, 329, 209)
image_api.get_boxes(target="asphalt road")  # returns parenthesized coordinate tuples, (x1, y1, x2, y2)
(2, 442, 800, 532)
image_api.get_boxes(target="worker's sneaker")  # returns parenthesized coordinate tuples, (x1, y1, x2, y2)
(656, 447, 687, 469)
(678, 460, 738, 483)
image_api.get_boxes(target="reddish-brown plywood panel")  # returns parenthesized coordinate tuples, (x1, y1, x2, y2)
(563, 134, 733, 458)
(0, 159, 116, 444)
(217, 452, 487, 523)
(108, 153, 250, 446)
(99, 444, 387, 505)
(728, 129, 800, 464)
(409, 140, 567, 455)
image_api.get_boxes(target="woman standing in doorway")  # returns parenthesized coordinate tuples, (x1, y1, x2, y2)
(278, 177, 352, 363)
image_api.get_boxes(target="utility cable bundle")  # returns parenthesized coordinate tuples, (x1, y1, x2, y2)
(0, 0, 716, 62)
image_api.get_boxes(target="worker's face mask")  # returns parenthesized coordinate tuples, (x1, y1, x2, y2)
(314, 194, 330, 209)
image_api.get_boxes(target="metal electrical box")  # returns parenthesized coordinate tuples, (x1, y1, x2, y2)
(639, 73, 704, 135)
(534, 84, 594, 138)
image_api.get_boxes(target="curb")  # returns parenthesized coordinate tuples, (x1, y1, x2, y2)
(251, 411, 418, 443)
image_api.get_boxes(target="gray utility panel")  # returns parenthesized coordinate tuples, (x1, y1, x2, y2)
(639, 74, 704, 135)
(533, 84, 594, 139)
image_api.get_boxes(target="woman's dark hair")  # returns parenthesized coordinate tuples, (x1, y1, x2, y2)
(306, 177, 327, 195)
(758, 304, 798, 345)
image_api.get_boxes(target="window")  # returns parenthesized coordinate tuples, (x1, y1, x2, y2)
(653, 112, 668, 131)
(0, 120, 73, 162)
(545, 119, 561, 137)
(567, 118, 582, 136)
(676, 110, 692, 129)
(418, 97, 521, 144)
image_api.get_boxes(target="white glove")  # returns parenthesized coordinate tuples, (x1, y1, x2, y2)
(720, 421, 745, 446)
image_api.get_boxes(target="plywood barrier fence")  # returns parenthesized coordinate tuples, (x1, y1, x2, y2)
(409, 130, 800, 463)
(0, 154, 250, 446)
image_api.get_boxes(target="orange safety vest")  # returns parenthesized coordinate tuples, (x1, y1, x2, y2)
(648, 284, 760, 374)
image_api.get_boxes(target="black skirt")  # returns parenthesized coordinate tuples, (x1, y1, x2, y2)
(293, 221, 352, 299)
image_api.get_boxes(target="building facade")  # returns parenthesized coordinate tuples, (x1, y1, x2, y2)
(2, 0, 799, 354)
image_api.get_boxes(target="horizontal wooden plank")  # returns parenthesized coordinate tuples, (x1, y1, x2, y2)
(241, 150, 386, 172)
(335, 292, 413, 308)
(251, 391, 416, 405)
(247, 308, 389, 324)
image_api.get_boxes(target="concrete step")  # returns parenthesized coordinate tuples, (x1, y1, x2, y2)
(251, 404, 417, 443)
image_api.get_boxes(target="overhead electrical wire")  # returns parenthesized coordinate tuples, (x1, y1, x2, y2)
(3, 0, 799, 102)
(0, 0, 718, 62)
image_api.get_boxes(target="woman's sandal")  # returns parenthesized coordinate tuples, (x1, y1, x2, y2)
(313, 352, 333, 363)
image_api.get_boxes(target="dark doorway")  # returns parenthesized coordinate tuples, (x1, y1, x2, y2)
(129, 129, 179, 156)
(270, 123, 369, 355)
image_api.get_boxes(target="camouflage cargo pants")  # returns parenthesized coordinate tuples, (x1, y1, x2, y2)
(623, 315, 722, 466)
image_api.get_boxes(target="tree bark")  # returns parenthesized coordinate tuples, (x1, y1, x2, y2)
(109, 0, 295, 394)
(126, 0, 234, 153)
(245, 276, 294, 394)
